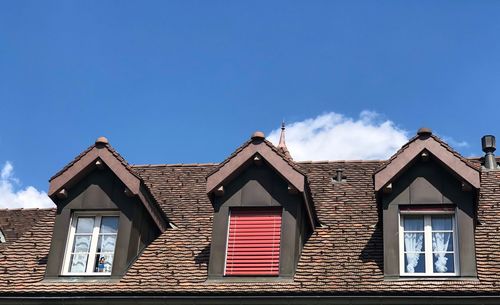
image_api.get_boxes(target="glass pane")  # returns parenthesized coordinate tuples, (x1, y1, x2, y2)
(404, 253, 425, 273)
(72, 235, 92, 252)
(100, 216, 119, 234)
(97, 235, 117, 253)
(432, 215, 452, 231)
(404, 216, 424, 231)
(94, 254, 114, 273)
(69, 254, 88, 273)
(432, 232, 453, 252)
(75, 217, 95, 234)
(433, 253, 455, 273)
(404, 232, 425, 252)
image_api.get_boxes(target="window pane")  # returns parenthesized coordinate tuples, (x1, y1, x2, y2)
(100, 216, 119, 234)
(404, 232, 425, 252)
(432, 232, 453, 252)
(404, 253, 425, 273)
(69, 254, 89, 273)
(404, 216, 424, 231)
(94, 254, 114, 273)
(97, 235, 117, 253)
(431, 215, 452, 231)
(433, 253, 454, 273)
(72, 235, 92, 253)
(75, 217, 95, 233)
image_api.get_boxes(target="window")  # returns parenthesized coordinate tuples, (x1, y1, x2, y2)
(399, 213, 458, 276)
(0, 229, 5, 243)
(224, 208, 281, 276)
(62, 213, 119, 275)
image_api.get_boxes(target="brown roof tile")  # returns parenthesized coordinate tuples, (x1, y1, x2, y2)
(1, 159, 500, 296)
(0, 209, 54, 252)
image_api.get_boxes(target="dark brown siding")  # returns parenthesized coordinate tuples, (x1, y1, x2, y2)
(208, 163, 310, 279)
(382, 156, 477, 278)
(45, 168, 159, 279)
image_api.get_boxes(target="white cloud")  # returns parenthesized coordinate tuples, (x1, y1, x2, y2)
(0, 161, 55, 209)
(267, 111, 409, 161)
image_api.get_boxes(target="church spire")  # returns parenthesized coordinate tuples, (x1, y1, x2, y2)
(277, 121, 292, 159)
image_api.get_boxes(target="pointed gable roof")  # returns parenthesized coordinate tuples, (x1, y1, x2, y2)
(48, 137, 168, 232)
(206, 131, 305, 193)
(207, 131, 317, 229)
(374, 128, 480, 191)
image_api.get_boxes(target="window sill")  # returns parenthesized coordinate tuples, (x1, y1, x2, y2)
(43, 276, 121, 283)
(206, 275, 294, 283)
(384, 275, 478, 281)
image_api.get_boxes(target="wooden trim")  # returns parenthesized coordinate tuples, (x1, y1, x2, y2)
(206, 142, 305, 194)
(49, 146, 140, 197)
(374, 137, 480, 191)
(48, 145, 168, 233)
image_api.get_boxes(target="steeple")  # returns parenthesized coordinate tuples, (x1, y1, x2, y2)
(277, 121, 292, 159)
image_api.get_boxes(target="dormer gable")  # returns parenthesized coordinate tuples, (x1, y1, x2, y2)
(48, 137, 167, 232)
(44, 137, 168, 279)
(206, 131, 317, 279)
(207, 131, 316, 229)
(374, 128, 480, 192)
(376, 128, 480, 279)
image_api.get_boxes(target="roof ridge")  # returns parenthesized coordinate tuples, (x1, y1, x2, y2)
(132, 163, 219, 167)
(298, 160, 385, 164)
(0, 208, 56, 212)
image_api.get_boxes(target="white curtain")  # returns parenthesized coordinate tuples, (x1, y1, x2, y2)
(404, 233, 423, 273)
(432, 232, 451, 272)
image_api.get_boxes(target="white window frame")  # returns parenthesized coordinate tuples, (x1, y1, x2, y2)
(399, 210, 459, 276)
(62, 211, 120, 276)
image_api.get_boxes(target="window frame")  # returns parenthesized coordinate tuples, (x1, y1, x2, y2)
(61, 211, 120, 276)
(399, 210, 459, 277)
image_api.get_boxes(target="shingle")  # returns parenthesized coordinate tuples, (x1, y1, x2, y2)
(0, 160, 499, 295)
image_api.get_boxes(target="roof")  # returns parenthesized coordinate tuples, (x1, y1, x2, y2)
(374, 132, 480, 191)
(48, 139, 169, 232)
(0, 209, 53, 251)
(1, 159, 500, 296)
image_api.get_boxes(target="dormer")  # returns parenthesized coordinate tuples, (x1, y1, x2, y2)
(44, 137, 168, 279)
(206, 130, 317, 280)
(375, 128, 480, 279)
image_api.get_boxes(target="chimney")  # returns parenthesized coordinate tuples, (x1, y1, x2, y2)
(481, 135, 498, 170)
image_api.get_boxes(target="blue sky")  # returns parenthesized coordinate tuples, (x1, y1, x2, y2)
(1, 1, 500, 207)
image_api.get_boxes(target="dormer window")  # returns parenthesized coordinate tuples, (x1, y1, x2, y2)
(0, 229, 5, 243)
(375, 128, 479, 279)
(225, 208, 282, 276)
(206, 131, 317, 280)
(44, 136, 167, 279)
(62, 213, 119, 275)
(400, 212, 458, 276)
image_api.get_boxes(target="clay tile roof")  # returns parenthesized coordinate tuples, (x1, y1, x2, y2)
(0, 208, 54, 251)
(2, 159, 500, 295)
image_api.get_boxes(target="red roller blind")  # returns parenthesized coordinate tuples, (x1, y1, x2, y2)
(225, 208, 282, 276)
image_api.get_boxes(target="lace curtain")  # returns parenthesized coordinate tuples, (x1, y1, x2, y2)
(404, 232, 423, 273)
(432, 232, 451, 272)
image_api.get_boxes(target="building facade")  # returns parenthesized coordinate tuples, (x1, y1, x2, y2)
(0, 127, 499, 304)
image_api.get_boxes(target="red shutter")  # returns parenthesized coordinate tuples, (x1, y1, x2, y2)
(225, 208, 282, 276)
